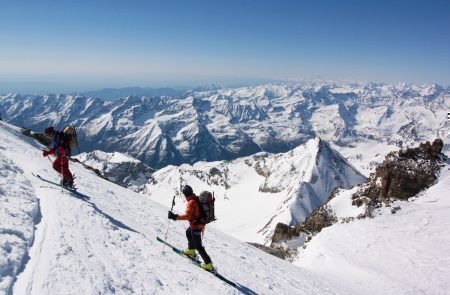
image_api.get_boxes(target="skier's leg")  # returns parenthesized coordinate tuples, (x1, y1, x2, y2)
(52, 157, 63, 177)
(186, 227, 195, 249)
(61, 157, 73, 181)
(192, 229, 211, 264)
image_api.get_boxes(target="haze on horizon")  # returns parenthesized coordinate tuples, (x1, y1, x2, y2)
(1, 0, 449, 94)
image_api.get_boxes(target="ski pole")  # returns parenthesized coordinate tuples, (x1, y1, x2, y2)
(162, 195, 176, 253)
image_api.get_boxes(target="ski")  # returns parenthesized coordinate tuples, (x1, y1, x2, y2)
(156, 237, 258, 294)
(32, 173, 90, 200)
(157, 236, 202, 265)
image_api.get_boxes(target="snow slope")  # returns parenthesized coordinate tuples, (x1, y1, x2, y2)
(0, 121, 344, 294)
(145, 138, 365, 245)
(295, 159, 450, 295)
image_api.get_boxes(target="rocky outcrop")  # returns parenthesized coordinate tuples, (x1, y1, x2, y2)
(264, 139, 446, 260)
(271, 205, 338, 246)
(248, 243, 286, 259)
(20, 128, 52, 146)
(352, 139, 445, 215)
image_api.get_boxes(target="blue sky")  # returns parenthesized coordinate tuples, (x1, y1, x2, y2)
(0, 0, 449, 92)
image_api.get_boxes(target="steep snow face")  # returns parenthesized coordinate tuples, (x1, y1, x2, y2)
(295, 160, 450, 295)
(1, 82, 449, 168)
(0, 126, 40, 293)
(146, 138, 366, 244)
(0, 121, 345, 295)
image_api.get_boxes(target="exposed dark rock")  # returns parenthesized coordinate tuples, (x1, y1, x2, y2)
(352, 139, 445, 217)
(272, 223, 302, 245)
(248, 242, 286, 259)
(271, 205, 337, 246)
(267, 139, 446, 260)
(20, 128, 52, 146)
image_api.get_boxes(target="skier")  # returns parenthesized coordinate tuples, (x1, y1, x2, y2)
(42, 126, 75, 189)
(168, 185, 214, 271)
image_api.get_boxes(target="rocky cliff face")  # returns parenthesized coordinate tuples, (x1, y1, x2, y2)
(352, 138, 445, 215)
(268, 139, 446, 259)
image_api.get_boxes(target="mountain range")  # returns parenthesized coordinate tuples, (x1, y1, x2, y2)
(81, 87, 187, 101)
(1, 81, 449, 169)
(2, 106, 449, 294)
(2, 80, 450, 294)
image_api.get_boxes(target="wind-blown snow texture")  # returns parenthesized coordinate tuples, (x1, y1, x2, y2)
(0, 122, 343, 294)
(1, 82, 449, 168)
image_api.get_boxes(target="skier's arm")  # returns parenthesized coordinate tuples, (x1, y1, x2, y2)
(177, 200, 195, 221)
(42, 148, 55, 157)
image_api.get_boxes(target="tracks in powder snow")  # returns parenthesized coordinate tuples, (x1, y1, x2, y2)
(14, 174, 246, 294)
(13, 174, 142, 294)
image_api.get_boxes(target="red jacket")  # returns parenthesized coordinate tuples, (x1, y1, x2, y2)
(177, 195, 205, 230)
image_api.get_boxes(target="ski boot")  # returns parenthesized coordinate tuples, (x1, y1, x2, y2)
(182, 249, 197, 259)
(200, 262, 215, 272)
(61, 178, 76, 190)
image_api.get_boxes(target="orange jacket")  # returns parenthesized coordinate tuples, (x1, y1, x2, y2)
(177, 195, 205, 230)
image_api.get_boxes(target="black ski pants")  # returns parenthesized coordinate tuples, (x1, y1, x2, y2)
(186, 228, 211, 264)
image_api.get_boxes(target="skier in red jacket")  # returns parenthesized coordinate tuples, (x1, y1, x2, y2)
(168, 185, 214, 271)
(42, 126, 75, 189)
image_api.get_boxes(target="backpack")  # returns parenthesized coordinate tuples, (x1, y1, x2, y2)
(61, 125, 78, 150)
(196, 191, 216, 224)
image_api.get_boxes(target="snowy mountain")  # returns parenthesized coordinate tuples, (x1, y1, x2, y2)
(0, 121, 346, 295)
(1, 81, 449, 168)
(296, 158, 450, 295)
(82, 87, 186, 101)
(2, 114, 450, 294)
(73, 151, 154, 192)
(271, 138, 446, 252)
(144, 138, 366, 244)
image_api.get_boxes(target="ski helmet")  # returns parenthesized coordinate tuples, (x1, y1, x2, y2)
(182, 185, 193, 196)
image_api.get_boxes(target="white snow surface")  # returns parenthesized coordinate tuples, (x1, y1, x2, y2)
(145, 138, 366, 244)
(295, 159, 450, 295)
(2, 118, 449, 295)
(75, 150, 140, 168)
(0, 122, 343, 294)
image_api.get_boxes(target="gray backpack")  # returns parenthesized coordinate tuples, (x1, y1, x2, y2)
(196, 191, 216, 224)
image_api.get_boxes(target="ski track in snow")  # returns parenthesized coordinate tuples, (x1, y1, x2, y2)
(1, 122, 342, 294)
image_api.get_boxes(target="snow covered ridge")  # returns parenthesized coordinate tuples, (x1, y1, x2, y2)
(295, 157, 450, 295)
(146, 137, 366, 244)
(1, 121, 348, 295)
(1, 81, 449, 168)
(73, 151, 154, 192)
(271, 138, 447, 259)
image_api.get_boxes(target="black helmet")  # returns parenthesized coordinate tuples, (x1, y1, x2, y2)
(182, 185, 193, 196)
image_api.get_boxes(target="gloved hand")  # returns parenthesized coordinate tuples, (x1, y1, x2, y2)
(168, 211, 178, 220)
(42, 150, 50, 157)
